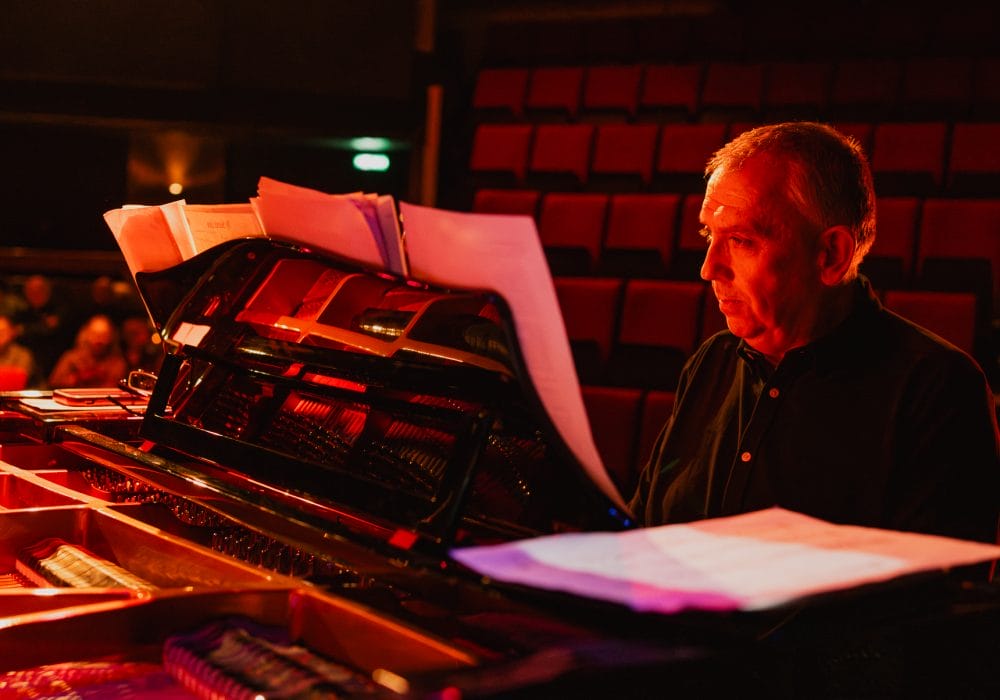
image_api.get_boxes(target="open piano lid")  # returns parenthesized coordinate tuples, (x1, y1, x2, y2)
(130, 237, 629, 557)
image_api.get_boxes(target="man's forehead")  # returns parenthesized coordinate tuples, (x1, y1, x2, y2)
(700, 167, 758, 225)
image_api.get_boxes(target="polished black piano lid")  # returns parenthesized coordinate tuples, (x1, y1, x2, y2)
(133, 238, 629, 555)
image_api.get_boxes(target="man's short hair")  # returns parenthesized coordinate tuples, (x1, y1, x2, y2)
(706, 122, 876, 275)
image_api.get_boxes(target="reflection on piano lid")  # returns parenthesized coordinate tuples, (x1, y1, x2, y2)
(132, 238, 629, 555)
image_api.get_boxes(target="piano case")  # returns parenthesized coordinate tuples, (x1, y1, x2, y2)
(0, 238, 997, 698)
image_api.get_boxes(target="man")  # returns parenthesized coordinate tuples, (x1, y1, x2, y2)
(629, 122, 999, 544)
(0, 313, 41, 389)
(48, 314, 128, 389)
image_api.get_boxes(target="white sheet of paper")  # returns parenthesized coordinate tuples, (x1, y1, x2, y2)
(400, 202, 626, 511)
(103, 205, 183, 275)
(451, 508, 1000, 613)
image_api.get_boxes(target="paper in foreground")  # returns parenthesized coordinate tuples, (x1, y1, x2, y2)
(451, 507, 1000, 613)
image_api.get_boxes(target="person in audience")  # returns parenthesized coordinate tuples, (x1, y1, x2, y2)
(14, 274, 73, 378)
(120, 314, 164, 375)
(0, 278, 27, 319)
(48, 314, 128, 389)
(0, 313, 42, 390)
(629, 122, 999, 544)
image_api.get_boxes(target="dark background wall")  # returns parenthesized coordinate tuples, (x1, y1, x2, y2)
(0, 0, 420, 251)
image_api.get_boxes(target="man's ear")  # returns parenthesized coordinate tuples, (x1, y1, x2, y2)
(816, 225, 856, 286)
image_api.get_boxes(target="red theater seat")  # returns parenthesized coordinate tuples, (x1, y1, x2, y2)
(883, 290, 977, 355)
(670, 194, 707, 280)
(581, 65, 642, 121)
(472, 189, 540, 218)
(600, 193, 681, 278)
(471, 68, 529, 121)
(861, 196, 920, 290)
(589, 124, 659, 191)
(871, 122, 948, 196)
(947, 123, 1000, 196)
(763, 61, 833, 121)
(830, 59, 902, 121)
(525, 66, 585, 122)
(527, 123, 595, 190)
(555, 277, 624, 384)
(636, 389, 676, 469)
(469, 124, 533, 188)
(699, 62, 764, 122)
(654, 123, 726, 193)
(538, 192, 608, 276)
(608, 279, 704, 390)
(581, 385, 643, 495)
(916, 198, 1000, 324)
(901, 57, 974, 120)
(638, 63, 703, 122)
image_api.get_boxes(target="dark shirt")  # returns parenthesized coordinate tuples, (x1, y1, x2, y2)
(629, 278, 1000, 543)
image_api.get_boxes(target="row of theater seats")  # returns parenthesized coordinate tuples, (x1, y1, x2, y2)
(471, 59, 1000, 125)
(475, 189, 1000, 312)
(556, 277, 982, 391)
(581, 385, 674, 498)
(469, 120, 1000, 196)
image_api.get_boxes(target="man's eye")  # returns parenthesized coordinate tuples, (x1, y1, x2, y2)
(730, 236, 753, 249)
(698, 227, 712, 244)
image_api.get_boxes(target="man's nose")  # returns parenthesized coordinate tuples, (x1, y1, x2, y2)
(699, 239, 729, 282)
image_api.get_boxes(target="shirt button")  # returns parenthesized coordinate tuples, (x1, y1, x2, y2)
(768, 387, 780, 398)
(740, 451, 752, 462)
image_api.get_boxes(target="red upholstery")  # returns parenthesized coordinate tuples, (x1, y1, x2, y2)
(862, 196, 921, 289)
(763, 61, 833, 116)
(525, 66, 585, 121)
(528, 124, 595, 188)
(700, 61, 764, 120)
(654, 123, 727, 192)
(636, 389, 676, 469)
(883, 290, 977, 355)
(472, 189, 540, 218)
(471, 68, 529, 120)
(590, 124, 659, 188)
(871, 122, 948, 195)
(582, 65, 642, 120)
(555, 276, 624, 378)
(601, 193, 681, 277)
(638, 63, 703, 121)
(581, 384, 643, 494)
(538, 192, 609, 274)
(947, 122, 1000, 195)
(469, 124, 533, 185)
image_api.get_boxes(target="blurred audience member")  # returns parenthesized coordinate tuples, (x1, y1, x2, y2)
(14, 274, 73, 377)
(48, 315, 128, 388)
(0, 313, 42, 390)
(0, 279, 27, 319)
(70, 275, 144, 330)
(121, 315, 164, 374)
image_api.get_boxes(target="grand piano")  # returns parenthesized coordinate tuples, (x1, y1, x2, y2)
(1, 231, 998, 697)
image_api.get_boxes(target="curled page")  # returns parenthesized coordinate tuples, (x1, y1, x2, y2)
(103, 205, 183, 276)
(399, 202, 626, 511)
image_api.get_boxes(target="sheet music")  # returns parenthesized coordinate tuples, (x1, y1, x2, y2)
(400, 202, 626, 511)
(451, 508, 1000, 613)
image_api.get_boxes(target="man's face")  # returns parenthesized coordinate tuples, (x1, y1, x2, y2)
(83, 320, 115, 358)
(699, 156, 824, 362)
